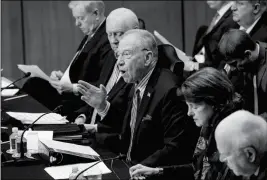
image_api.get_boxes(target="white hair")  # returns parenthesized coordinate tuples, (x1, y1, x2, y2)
(123, 29, 158, 61)
(216, 110, 267, 155)
(68, 1, 105, 16)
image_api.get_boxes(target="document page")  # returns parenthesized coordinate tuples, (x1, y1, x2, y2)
(6, 112, 68, 124)
(40, 139, 100, 158)
(18, 64, 51, 81)
(44, 162, 111, 179)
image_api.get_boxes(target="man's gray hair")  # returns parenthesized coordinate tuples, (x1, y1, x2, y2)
(68, 1, 105, 16)
(123, 29, 158, 59)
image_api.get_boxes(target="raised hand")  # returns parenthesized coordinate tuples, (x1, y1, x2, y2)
(77, 80, 108, 112)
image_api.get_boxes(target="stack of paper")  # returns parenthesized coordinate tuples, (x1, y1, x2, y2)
(44, 162, 111, 179)
(40, 139, 99, 159)
(6, 112, 68, 124)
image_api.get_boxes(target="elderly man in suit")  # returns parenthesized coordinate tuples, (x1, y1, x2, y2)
(215, 110, 267, 180)
(219, 29, 267, 118)
(78, 29, 198, 167)
(22, 1, 111, 112)
(67, 8, 139, 135)
(231, 0, 267, 42)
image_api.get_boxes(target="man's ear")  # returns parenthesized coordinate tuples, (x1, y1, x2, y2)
(253, 3, 261, 14)
(243, 146, 256, 163)
(144, 51, 153, 66)
(244, 50, 253, 59)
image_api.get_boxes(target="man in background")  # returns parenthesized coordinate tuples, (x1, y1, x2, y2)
(231, 0, 267, 42)
(22, 1, 111, 112)
(215, 110, 267, 180)
(219, 29, 267, 118)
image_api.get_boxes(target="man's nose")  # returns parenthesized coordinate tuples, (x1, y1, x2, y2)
(231, 3, 236, 11)
(75, 20, 81, 27)
(187, 107, 194, 117)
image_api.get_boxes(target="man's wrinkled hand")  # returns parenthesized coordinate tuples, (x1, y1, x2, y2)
(84, 124, 97, 134)
(130, 164, 160, 179)
(74, 116, 86, 125)
(50, 70, 63, 80)
(77, 80, 108, 112)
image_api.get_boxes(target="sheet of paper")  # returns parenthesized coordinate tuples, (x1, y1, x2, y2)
(1, 77, 14, 88)
(1, 89, 19, 96)
(6, 112, 68, 124)
(44, 162, 111, 179)
(40, 139, 99, 158)
(17, 64, 51, 81)
(153, 30, 191, 62)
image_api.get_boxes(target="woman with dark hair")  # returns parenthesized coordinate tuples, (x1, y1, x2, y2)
(129, 67, 243, 180)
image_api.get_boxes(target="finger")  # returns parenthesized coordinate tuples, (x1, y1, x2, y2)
(100, 84, 107, 95)
(79, 80, 99, 92)
(77, 87, 88, 95)
(77, 84, 89, 92)
(130, 164, 142, 172)
(78, 80, 93, 89)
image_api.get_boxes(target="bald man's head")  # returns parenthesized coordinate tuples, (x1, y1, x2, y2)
(215, 110, 267, 177)
(106, 8, 139, 52)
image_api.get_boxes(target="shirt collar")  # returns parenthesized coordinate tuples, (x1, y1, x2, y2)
(254, 166, 260, 176)
(217, 1, 233, 17)
(135, 66, 155, 99)
(88, 18, 106, 38)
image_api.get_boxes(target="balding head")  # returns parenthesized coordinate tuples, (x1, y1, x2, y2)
(215, 110, 267, 177)
(68, 1, 105, 35)
(106, 8, 139, 52)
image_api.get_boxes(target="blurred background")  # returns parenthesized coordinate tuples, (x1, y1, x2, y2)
(1, 1, 215, 81)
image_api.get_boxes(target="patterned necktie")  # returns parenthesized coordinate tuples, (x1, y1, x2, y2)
(126, 89, 141, 161)
(206, 12, 219, 34)
(90, 62, 120, 124)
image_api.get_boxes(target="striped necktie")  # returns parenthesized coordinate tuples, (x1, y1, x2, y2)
(126, 89, 141, 161)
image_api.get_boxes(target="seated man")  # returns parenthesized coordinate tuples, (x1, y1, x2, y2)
(215, 110, 267, 180)
(218, 29, 267, 118)
(231, 0, 267, 42)
(78, 29, 198, 167)
(22, 1, 111, 112)
(67, 8, 140, 135)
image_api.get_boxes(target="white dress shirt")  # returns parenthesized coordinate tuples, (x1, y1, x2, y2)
(239, 16, 261, 34)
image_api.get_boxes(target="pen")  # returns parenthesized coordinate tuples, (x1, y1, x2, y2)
(3, 94, 28, 101)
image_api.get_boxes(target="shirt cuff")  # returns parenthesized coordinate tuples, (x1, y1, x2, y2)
(73, 83, 79, 96)
(76, 114, 86, 123)
(97, 101, 110, 120)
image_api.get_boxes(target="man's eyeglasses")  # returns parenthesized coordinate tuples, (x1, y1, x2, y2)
(115, 48, 150, 59)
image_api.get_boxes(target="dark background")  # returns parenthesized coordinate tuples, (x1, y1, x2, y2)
(1, 1, 214, 82)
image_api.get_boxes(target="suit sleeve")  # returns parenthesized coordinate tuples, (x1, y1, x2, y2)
(140, 88, 200, 166)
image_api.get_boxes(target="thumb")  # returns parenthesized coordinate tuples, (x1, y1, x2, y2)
(100, 84, 107, 95)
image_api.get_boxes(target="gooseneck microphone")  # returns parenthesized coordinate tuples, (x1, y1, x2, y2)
(19, 105, 63, 159)
(74, 154, 127, 180)
(1, 72, 31, 91)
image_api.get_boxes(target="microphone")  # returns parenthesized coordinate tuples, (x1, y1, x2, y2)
(74, 154, 126, 180)
(18, 105, 63, 162)
(1, 72, 31, 91)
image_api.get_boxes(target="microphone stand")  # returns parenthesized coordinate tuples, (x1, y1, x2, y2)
(1, 72, 31, 91)
(15, 106, 63, 165)
(74, 154, 126, 180)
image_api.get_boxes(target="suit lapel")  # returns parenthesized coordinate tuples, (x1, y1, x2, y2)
(249, 11, 267, 37)
(257, 43, 267, 87)
(107, 78, 126, 101)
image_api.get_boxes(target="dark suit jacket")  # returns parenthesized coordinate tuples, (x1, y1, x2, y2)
(193, 8, 239, 69)
(241, 42, 267, 117)
(100, 68, 199, 167)
(249, 11, 267, 43)
(69, 20, 111, 84)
